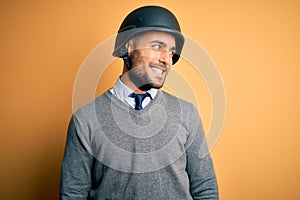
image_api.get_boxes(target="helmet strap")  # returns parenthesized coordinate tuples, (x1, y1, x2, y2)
(122, 53, 131, 69)
(120, 45, 132, 69)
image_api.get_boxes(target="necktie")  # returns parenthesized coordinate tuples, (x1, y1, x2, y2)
(130, 92, 152, 110)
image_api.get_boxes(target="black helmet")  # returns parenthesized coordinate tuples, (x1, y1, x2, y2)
(113, 5, 184, 66)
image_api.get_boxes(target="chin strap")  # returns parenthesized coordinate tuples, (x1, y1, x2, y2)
(122, 53, 132, 69)
(120, 46, 131, 69)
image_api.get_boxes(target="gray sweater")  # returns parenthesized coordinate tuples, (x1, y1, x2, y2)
(60, 90, 219, 200)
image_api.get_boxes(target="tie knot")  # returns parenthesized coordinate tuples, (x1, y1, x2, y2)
(130, 92, 152, 110)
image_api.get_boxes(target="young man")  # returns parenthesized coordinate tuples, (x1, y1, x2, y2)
(60, 6, 219, 200)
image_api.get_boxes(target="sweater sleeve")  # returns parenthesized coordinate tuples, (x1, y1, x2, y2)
(59, 115, 94, 200)
(185, 105, 219, 200)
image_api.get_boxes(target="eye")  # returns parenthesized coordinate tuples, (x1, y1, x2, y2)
(168, 49, 176, 56)
(152, 44, 162, 50)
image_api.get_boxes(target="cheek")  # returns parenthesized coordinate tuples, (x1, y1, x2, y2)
(130, 50, 143, 66)
(144, 50, 160, 61)
(131, 49, 159, 65)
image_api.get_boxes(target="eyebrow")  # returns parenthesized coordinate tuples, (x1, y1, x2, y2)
(150, 40, 177, 51)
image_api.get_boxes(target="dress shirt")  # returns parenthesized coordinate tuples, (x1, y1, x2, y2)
(110, 77, 157, 109)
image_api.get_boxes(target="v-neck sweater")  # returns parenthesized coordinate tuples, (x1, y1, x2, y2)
(60, 90, 219, 200)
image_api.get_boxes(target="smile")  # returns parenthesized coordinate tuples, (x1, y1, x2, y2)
(152, 67, 163, 75)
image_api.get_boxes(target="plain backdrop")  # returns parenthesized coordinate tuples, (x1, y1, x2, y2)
(1, 0, 299, 199)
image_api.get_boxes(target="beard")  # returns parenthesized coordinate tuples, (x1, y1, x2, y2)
(128, 65, 161, 91)
(128, 50, 167, 91)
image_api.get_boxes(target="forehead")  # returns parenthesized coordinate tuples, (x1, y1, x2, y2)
(133, 31, 176, 46)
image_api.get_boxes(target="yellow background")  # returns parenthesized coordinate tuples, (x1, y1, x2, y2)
(1, 0, 300, 199)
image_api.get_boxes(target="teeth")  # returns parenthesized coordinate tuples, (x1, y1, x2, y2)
(152, 67, 163, 75)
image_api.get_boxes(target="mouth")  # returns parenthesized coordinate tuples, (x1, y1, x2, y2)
(152, 67, 163, 75)
(150, 64, 166, 76)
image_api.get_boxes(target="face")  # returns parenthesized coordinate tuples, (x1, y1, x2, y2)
(127, 31, 176, 91)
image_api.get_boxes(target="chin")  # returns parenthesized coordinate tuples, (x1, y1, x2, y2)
(153, 84, 163, 89)
(138, 83, 163, 91)
(150, 82, 164, 89)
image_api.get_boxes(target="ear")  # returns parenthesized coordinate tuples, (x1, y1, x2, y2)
(126, 40, 133, 56)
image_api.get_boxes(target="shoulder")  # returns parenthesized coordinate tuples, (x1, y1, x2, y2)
(160, 90, 197, 112)
(160, 90, 201, 125)
(73, 91, 112, 123)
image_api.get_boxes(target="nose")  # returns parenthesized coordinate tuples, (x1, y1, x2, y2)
(158, 49, 172, 66)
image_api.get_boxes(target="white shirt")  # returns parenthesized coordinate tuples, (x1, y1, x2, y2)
(110, 78, 157, 109)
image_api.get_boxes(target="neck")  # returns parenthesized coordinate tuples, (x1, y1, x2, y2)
(120, 64, 147, 93)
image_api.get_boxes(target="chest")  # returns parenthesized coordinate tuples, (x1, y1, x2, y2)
(89, 106, 189, 173)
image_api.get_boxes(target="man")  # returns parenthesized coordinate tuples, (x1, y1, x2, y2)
(60, 5, 219, 200)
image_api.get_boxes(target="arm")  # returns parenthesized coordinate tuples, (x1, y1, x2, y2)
(185, 107, 219, 200)
(60, 116, 94, 200)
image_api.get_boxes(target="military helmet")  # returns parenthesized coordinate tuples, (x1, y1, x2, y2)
(113, 5, 184, 65)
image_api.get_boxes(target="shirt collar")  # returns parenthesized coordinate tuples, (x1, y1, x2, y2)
(112, 77, 157, 103)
